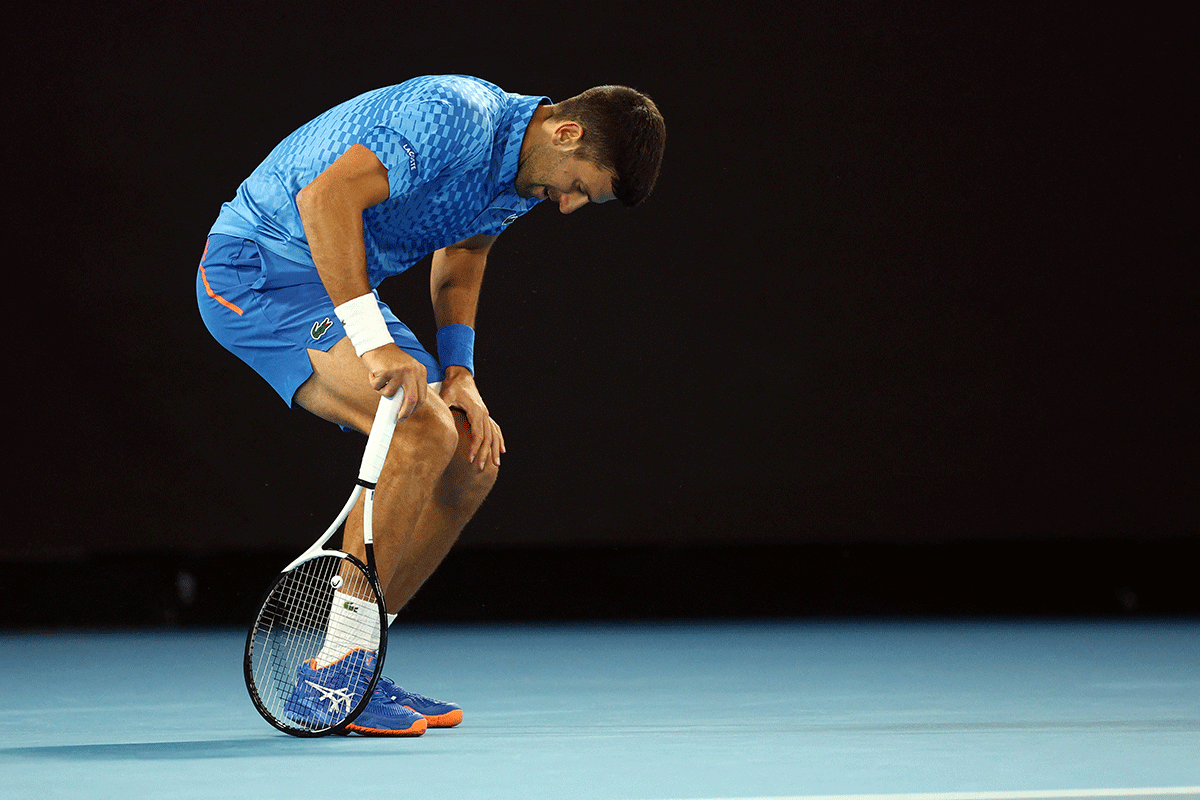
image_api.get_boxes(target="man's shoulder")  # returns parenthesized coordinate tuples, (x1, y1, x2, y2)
(374, 75, 507, 112)
(370, 77, 513, 158)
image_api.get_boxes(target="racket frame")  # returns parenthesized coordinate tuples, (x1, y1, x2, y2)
(243, 392, 404, 736)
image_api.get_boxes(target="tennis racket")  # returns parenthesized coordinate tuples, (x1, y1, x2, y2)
(244, 391, 403, 736)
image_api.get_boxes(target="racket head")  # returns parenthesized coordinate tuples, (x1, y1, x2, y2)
(244, 551, 388, 736)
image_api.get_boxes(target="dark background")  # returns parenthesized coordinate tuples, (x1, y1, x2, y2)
(6, 3, 1195, 625)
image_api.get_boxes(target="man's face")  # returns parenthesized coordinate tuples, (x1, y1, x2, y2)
(515, 144, 617, 214)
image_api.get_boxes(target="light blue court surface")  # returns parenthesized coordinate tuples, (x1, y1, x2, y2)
(2, 621, 1198, 800)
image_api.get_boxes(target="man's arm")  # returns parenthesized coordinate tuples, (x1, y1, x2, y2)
(296, 143, 427, 418)
(296, 143, 389, 303)
(431, 234, 505, 469)
(431, 233, 494, 329)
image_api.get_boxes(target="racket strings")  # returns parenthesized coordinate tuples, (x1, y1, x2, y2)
(247, 554, 382, 732)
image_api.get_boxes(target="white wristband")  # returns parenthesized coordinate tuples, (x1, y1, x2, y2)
(334, 293, 393, 357)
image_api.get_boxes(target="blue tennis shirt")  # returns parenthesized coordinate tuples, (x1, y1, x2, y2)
(210, 75, 548, 288)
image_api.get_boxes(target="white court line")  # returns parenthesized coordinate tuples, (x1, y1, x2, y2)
(651, 789, 1200, 800)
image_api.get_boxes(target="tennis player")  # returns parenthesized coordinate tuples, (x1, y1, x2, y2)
(197, 75, 666, 736)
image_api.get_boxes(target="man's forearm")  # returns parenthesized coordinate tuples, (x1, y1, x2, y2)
(299, 200, 373, 305)
(430, 245, 489, 329)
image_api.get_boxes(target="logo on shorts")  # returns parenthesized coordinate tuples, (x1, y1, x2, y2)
(311, 317, 334, 340)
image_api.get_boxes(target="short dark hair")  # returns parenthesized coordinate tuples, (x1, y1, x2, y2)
(550, 86, 666, 207)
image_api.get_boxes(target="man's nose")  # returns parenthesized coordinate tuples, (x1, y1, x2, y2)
(559, 193, 588, 214)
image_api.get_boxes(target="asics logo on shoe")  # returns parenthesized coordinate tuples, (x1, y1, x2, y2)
(305, 680, 355, 715)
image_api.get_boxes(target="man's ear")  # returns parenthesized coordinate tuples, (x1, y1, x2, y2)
(551, 120, 584, 150)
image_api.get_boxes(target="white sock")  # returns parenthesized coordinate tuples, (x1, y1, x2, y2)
(314, 590, 381, 667)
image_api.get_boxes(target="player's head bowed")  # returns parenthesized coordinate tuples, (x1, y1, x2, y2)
(549, 86, 666, 207)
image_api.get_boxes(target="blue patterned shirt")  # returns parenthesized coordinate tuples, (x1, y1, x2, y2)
(210, 75, 547, 288)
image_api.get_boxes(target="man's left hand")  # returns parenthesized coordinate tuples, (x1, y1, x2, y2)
(440, 367, 504, 470)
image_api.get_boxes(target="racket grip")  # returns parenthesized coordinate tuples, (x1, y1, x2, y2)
(359, 390, 404, 484)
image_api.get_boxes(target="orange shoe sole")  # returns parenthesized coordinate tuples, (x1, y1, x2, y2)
(345, 717, 427, 737)
(414, 708, 463, 728)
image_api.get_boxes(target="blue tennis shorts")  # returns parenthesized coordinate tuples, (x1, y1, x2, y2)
(196, 234, 442, 406)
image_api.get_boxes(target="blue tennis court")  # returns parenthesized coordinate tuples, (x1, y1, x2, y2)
(3, 620, 1197, 799)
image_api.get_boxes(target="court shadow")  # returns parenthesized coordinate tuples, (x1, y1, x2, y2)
(0, 736, 426, 761)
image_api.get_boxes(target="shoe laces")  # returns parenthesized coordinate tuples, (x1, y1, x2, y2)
(379, 677, 428, 703)
(370, 683, 399, 702)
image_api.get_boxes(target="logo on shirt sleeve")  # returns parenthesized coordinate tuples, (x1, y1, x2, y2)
(400, 140, 418, 173)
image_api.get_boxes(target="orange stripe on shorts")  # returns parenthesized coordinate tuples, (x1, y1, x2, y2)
(199, 239, 244, 316)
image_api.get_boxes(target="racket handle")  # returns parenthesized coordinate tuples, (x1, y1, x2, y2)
(359, 390, 404, 484)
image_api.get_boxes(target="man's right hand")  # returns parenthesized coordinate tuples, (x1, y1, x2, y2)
(361, 343, 427, 420)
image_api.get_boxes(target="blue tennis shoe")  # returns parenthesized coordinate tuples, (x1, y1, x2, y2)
(344, 683, 427, 737)
(377, 676, 463, 728)
(284, 649, 376, 729)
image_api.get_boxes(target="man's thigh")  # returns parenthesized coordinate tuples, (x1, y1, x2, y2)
(297, 338, 449, 435)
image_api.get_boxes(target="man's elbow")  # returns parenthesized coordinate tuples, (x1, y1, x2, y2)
(295, 182, 321, 221)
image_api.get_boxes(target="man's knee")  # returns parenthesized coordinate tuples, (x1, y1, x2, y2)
(434, 408, 499, 511)
(388, 397, 459, 479)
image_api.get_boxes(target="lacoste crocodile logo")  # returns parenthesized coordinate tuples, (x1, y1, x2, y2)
(311, 317, 334, 340)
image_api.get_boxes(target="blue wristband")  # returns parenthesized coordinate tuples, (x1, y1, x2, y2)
(436, 324, 475, 375)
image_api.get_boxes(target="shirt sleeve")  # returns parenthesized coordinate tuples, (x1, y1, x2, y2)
(358, 91, 496, 201)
